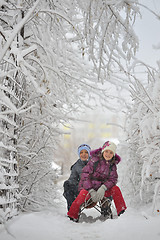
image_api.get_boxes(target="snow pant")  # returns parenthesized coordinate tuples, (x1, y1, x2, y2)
(63, 180, 79, 211)
(67, 185, 127, 220)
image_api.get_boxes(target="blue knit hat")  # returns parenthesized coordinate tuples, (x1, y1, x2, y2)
(78, 144, 91, 159)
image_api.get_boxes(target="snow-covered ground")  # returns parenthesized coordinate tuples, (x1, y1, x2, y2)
(0, 182, 160, 240)
(0, 205, 160, 240)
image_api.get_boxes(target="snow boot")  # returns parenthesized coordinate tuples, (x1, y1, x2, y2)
(100, 198, 113, 219)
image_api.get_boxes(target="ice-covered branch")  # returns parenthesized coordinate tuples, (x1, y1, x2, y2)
(0, 0, 40, 62)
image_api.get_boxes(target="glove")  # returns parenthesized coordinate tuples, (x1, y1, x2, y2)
(89, 189, 97, 202)
(96, 185, 107, 202)
(63, 180, 70, 190)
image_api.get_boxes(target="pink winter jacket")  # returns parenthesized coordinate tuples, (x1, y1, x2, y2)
(78, 147, 121, 192)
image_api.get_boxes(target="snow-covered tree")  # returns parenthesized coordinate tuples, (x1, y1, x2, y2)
(123, 62, 160, 213)
(2, 0, 157, 220)
(0, 0, 28, 222)
(62, 0, 139, 88)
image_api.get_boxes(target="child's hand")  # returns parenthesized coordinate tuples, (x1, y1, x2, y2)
(96, 185, 107, 202)
(89, 189, 97, 202)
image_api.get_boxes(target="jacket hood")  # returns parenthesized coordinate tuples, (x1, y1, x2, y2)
(114, 153, 121, 164)
(90, 147, 102, 157)
(90, 147, 121, 165)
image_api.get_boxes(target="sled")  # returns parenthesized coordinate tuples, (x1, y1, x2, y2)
(78, 196, 113, 222)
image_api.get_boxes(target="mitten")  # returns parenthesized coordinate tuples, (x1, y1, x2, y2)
(89, 189, 97, 202)
(63, 180, 70, 190)
(96, 185, 107, 202)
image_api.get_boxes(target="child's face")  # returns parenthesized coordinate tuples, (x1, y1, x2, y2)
(103, 150, 114, 161)
(80, 149, 89, 161)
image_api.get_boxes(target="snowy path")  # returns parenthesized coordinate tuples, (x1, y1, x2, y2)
(0, 197, 160, 240)
(0, 179, 160, 240)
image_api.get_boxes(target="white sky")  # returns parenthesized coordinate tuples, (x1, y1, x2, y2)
(134, 0, 160, 68)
